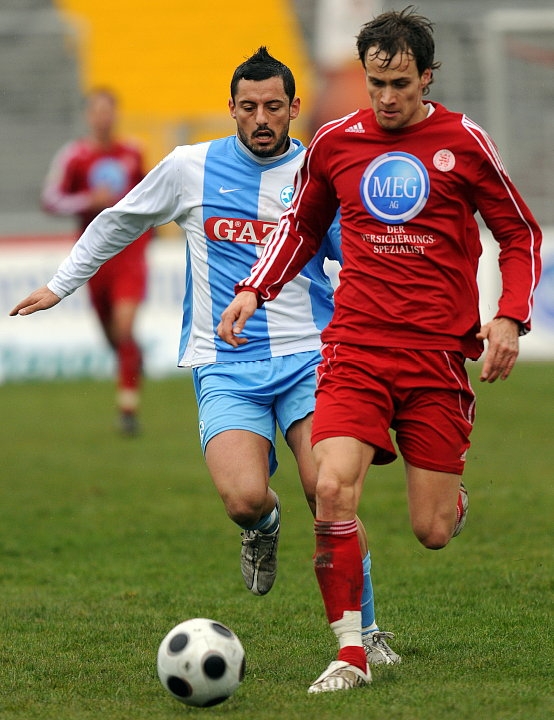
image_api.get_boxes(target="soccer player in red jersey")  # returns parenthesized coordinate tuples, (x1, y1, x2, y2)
(41, 88, 152, 435)
(218, 8, 542, 693)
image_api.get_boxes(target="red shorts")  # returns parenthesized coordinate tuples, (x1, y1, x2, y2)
(87, 234, 149, 320)
(312, 344, 476, 475)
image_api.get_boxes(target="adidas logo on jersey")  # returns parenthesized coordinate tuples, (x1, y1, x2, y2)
(345, 121, 365, 133)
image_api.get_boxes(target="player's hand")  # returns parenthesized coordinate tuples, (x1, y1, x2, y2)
(9, 286, 62, 316)
(90, 185, 116, 211)
(476, 317, 519, 382)
(217, 291, 258, 347)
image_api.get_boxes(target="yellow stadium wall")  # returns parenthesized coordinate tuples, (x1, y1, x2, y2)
(54, 0, 314, 170)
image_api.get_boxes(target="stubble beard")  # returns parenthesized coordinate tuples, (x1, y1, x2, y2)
(238, 126, 290, 158)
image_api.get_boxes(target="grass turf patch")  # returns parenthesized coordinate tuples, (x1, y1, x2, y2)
(0, 363, 552, 719)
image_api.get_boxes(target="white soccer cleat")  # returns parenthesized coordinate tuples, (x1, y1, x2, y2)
(362, 631, 401, 665)
(453, 482, 469, 537)
(307, 660, 371, 694)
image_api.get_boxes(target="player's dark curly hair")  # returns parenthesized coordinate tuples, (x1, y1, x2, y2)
(356, 6, 441, 94)
(230, 46, 296, 103)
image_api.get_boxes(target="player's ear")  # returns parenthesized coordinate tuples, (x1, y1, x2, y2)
(229, 98, 236, 119)
(289, 96, 300, 120)
(420, 68, 432, 91)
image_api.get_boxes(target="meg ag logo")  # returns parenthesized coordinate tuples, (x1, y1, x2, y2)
(359, 152, 429, 224)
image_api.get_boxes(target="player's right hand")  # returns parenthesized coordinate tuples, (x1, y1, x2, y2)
(9, 286, 62, 316)
(90, 185, 116, 210)
(217, 290, 259, 347)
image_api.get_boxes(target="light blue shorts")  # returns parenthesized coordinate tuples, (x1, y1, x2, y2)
(192, 351, 321, 475)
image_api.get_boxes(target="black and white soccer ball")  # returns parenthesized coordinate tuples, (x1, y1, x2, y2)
(157, 618, 246, 707)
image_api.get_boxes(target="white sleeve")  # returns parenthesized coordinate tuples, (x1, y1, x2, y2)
(47, 150, 183, 298)
(41, 143, 94, 216)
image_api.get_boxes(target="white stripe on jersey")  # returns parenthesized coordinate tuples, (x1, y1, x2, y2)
(461, 115, 540, 324)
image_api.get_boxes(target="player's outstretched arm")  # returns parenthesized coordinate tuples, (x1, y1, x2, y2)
(217, 290, 259, 347)
(476, 317, 520, 382)
(9, 286, 62, 316)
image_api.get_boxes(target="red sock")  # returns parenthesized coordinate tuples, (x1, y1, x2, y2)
(118, 339, 142, 392)
(314, 520, 365, 672)
(313, 519, 362, 624)
(338, 645, 367, 670)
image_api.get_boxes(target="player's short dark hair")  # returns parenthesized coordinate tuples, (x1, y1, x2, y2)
(230, 46, 296, 103)
(356, 6, 441, 93)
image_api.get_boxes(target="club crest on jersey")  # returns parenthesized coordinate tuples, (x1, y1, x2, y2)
(359, 151, 429, 224)
(280, 184, 294, 208)
(88, 158, 127, 195)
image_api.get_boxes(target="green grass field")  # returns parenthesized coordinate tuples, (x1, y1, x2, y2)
(1, 363, 552, 720)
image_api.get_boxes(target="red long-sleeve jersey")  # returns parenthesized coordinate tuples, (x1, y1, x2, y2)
(239, 103, 542, 359)
(41, 137, 151, 264)
(42, 138, 147, 231)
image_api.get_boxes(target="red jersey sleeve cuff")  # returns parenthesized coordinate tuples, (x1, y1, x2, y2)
(234, 285, 264, 308)
(495, 314, 530, 336)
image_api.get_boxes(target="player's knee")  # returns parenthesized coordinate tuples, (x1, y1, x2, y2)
(224, 495, 266, 528)
(412, 519, 452, 550)
(315, 475, 350, 511)
(416, 529, 451, 550)
(115, 332, 137, 348)
(316, 475, 358, 518)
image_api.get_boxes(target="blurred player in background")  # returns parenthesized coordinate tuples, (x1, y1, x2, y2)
(11, 48, 399, 666)
(218, 9, 542, 693)
(41, 88, 152, 436)
(308, 0, 376, 134)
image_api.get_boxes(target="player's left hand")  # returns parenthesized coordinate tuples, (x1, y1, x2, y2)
(9, 286, 62, 316)
(476, 317, 519, 382)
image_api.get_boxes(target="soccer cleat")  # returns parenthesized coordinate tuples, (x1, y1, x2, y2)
(362, 631, 401, 665)
(119, 411, 140, 437)
(453, 482, 469, 537)
(240, 498, 280, 595)
(308, 660, 371, 694)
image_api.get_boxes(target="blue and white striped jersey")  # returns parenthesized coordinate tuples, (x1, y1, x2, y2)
(48, 135, 340, 367)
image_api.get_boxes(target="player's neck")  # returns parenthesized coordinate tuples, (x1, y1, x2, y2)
(90, 132, 115, 150)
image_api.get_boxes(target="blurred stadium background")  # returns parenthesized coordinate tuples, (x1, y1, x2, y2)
(1, 0, 553, 382)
